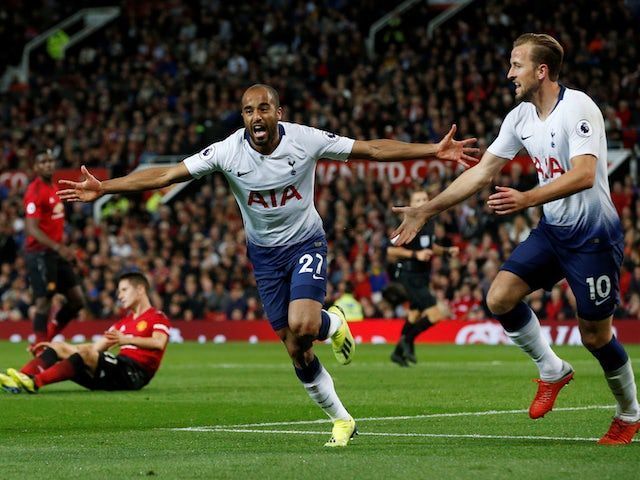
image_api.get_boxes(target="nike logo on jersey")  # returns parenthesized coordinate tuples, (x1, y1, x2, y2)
(594, 297, 610, 306)
(312, 274, 324, 280)
(237, 170, 253, 177)
(520, 135, 532, 140)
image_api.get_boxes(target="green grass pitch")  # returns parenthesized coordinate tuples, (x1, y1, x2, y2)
(1, 341, 639, 479)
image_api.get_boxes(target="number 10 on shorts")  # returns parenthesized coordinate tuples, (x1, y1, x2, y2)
(586, 275, 611, 301)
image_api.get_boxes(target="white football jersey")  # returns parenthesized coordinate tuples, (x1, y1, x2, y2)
(487, 86, 622, 249)
(183, 122, 355, 246)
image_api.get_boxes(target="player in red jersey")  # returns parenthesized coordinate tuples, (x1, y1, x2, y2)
(23, 150, 85, 344)
(0, 272, 170, 393)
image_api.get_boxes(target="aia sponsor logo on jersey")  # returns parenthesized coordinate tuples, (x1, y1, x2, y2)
(532, 156, 565, 180)
(247, 185, 302, 208)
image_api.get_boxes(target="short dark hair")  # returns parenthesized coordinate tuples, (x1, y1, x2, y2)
(33, 148, 54, 165)
(344, 280, 354, 293)
(514, 33, 564, 81)
(243, 84, 280, 108)
(118, 271, 150, 295)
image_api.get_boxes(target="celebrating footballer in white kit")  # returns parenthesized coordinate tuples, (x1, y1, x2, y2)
(58, 83, 478, 447)
(183, 122, 355, 246)
(488, 85, 621, 249)
(391, 34, 639, 445)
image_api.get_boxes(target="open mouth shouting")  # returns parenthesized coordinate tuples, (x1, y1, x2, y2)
(253, 124, 268, 142)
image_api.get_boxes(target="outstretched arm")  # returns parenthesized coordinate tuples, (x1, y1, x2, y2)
(487, 154, 596, 215)
(391, 151, 509, 245)
(58, 163, 192, 202)
(349, 124, 479, 169)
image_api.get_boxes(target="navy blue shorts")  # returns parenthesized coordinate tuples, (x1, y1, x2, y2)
(247, 233, 328, 331)
(501, 226, 623, 321)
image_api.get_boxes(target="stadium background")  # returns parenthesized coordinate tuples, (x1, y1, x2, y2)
(1, 0, 639, 343)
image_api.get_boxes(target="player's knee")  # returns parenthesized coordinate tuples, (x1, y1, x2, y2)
(288, 316, 318, 337)
(486, 288, 514, 316)
(45, 342, 65, 356)
(579, 326, 612, 350)
(48, 341, 76, 358)
(34, 297, 51, 314)
(76, 344, 98, 363)
(580, 332, 605, 350)
(424, 304, 446, 323)
(77, 343, 94, 354)
(407, 310, 420, 323)
(288, 321, 304, 337)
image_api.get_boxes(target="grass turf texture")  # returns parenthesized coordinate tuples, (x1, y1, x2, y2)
(1, 342, 639, 479)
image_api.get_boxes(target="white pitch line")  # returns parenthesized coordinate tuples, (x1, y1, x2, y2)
(171, 404, 614, 430)
(174, 427, 600, 443)
(163, 358, 617, 371)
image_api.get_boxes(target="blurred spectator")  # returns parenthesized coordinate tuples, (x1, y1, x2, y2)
(333, 281, 364, 321)
(225, 282, 248, 321)
(624, 293, 640, 320)
(0, 298, 23, 321)
(0, 0, 638, 322)
(528, 290, 547, 320)
(545, 285, 574, 322)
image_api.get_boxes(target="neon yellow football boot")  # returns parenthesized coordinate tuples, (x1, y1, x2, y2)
(7, 368, 38, 394)
(328, 305, 355, 365)
(0, 372, 21, 393)
(324, 417, 357, 447)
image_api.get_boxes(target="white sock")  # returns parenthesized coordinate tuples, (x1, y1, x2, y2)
(302, 366, 351, 421)
(504, 312, 565, 381)
(604, 360, 640, 422)
(323, 310, 342, 338)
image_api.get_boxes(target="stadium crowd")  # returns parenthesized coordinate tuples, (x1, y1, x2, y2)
(1, 0, 639, 323)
